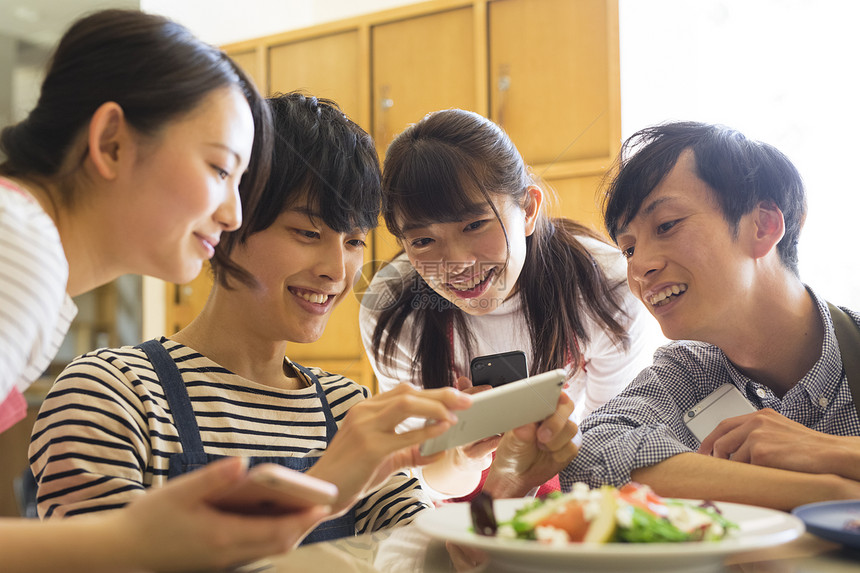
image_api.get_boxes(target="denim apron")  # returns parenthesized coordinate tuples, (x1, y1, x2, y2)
(137, 339, 355, 544)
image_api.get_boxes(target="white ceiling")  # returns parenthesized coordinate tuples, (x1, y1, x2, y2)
(0, 0, 139, 48)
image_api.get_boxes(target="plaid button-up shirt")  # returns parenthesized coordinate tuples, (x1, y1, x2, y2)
(562, 287, 860, 489)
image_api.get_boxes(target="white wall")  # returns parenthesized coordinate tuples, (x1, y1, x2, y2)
(141, 0, 420, 46)
(620, 0, 860, 309)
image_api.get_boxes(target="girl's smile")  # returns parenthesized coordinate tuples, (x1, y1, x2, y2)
(445, 266, 496, 298)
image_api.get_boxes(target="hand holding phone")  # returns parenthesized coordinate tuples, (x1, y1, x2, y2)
(419, 369, 566, 456)
(683, 384, 757, 442)
(209, 463, 338, 516)
(470, 351, 528, 388)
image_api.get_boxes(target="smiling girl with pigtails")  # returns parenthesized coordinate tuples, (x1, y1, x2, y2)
(360, 109, 664, 500)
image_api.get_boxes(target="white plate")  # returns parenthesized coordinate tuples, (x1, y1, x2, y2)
(415, 498, 805, 573)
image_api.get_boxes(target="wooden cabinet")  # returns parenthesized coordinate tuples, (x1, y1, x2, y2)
(164, 268, 212, 336)
(269, 31, 364, 121)
(0, 406, 38, 517)
(489, 0, 617, 166)
(372, 7, 477, 156)
(488, 0, 620, 236)
(161, 0, 620, 393)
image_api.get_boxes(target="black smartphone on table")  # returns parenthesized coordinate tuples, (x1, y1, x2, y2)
(470, 351, 528, 388)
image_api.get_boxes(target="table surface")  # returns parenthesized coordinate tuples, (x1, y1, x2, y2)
(241, 523, 860, 573)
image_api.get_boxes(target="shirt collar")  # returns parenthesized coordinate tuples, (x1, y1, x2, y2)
(718, 285, 842, 404)
(795, 286, 844, 403)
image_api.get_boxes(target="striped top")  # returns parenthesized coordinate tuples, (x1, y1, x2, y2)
(29, 337, 431, 532)
(0, 177, 77, 425)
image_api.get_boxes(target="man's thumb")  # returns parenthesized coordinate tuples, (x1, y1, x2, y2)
(510, 421, 538, 444)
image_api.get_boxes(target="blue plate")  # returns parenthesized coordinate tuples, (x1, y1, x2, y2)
(792, 500, 860, 549)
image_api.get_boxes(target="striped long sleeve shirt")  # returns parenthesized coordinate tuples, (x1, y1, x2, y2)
(0, 178, 77, 431)
(29, 337, 430, 533)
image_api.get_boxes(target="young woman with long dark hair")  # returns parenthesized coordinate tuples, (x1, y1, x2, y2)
(360, 109, 662, 498)
(0, 10, 329, 571)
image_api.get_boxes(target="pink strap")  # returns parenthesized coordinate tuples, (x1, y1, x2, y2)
(0, 177, 33, 202)
(0, 389, 28, 433)
(446, 319, 459, 382)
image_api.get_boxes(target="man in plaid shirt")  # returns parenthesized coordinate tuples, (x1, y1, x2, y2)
(562, 121, 860, 510)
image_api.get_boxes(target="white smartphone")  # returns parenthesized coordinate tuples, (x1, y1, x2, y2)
(682, 383, 757, 442)
(419, 369, 566, 456)
(210, 463, 338, 516)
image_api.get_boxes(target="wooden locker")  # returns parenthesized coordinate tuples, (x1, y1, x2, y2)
(489, 0, 619, 168)
(269, 31, 364, 121)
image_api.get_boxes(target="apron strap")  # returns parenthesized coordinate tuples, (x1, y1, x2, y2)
(137, 339, 206, 455)
(291, 362, 339, 444)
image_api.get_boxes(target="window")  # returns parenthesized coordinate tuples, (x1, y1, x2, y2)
(621, 0, 860, 308)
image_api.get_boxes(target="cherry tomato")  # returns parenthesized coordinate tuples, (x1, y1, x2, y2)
(618, 482, 667, 517)
(536, 501, 589, 542)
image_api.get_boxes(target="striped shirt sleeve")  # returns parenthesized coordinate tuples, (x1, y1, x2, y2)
(29, 341, 431, 531)
(353, 472, 430, 533)
(0, 184, 75, 402)
(311, 366, 432, 532)
(28, 350, 152, 518)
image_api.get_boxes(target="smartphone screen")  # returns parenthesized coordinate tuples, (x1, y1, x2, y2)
(470, 351, 528, 388)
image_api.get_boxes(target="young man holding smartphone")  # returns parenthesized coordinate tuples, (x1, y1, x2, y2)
(563, 121, 860, 510)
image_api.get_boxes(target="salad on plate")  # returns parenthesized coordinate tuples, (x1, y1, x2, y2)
(471, 482, 737, 546)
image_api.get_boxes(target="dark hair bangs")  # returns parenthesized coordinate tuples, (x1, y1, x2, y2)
(213, 92, 380, 288)
(292, 161, 380, 234)
(604, 124, 700, 242)
(383, 142, 493, 238)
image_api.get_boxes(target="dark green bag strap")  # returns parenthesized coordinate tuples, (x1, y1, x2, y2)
(827, 302, 860, 419)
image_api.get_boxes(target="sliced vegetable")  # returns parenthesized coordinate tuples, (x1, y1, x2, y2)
(510, 493, 573, 537)
(616, 506, 693, 543)
(583, 486, 617, 543)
